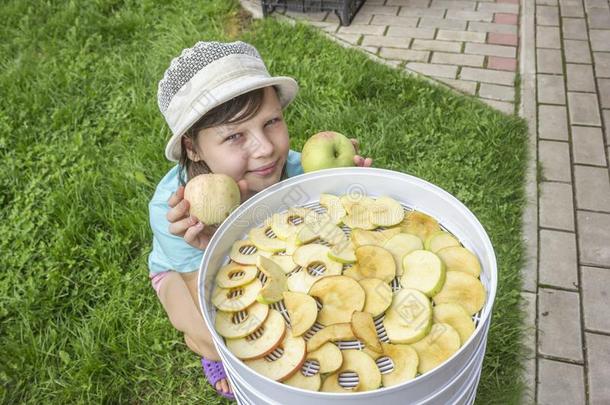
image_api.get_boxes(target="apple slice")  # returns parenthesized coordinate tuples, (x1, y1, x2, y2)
(225, 309, 286, 360)
(383, 288, 433, 344)
(306, 323, 356, 352)
(215, 262, 258, 288)
(256, 255, 288, 304)
(342, 264, 365, 281)
(307, 342, 343, 373)
(436, 246, 482, 277)
(249, 224, 287, 253)
(229, 239, 273, 265)
(342, 202, 376, 230)
(296, 216, 345, 246)
(433, 303, 475, 345)
(400, 250, 446, 297)
(355, 245, 396, 283)
(340, 195, 375, 215)
(383, 233, 424, 276)
(351, 228, 401, 248)
(424, 231, 460, 253)
(293, 244, 343, 275)
(320, 350, 381, 392)
(328, 239, 356, 264)
(351, 311, 382, 353)
(369, 196, 405, 227)
(319, 193, 346, 225)
(285, 233, 299, 255)
(399, 211, 441, 242)
(244, 334, 307, 382)
(283, 291, 318, 337)
(215, 302, 269, 339)
(411, 323, 461, 374)
(358, 278, 393, 317)
(309, 275, 366, 326)
(268, 207, 312, 240)
(212, 279, 263, 312)
(433, 271, 485, 315)
(364, 342, 419, 387)
(269, 254, 298, 274)
(283, 369, 321, 391)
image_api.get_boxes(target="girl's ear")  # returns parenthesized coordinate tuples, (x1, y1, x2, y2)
(183, 136, 201, 162)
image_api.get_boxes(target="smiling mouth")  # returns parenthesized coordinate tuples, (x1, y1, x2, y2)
(250, 160, 278, 173)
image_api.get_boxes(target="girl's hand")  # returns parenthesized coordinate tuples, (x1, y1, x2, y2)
(350, 138, 373, 167)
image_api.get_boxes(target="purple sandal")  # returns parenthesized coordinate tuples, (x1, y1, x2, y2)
(201, 357, 236, 401)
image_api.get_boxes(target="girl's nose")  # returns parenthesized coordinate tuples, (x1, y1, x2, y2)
(246, 129, 273, 158)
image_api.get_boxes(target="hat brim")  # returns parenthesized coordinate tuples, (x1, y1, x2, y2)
(164, 76, 298, 162)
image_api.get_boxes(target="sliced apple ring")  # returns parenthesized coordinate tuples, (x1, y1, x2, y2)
(229, 239, 273, 265)
(249, 224, 287, 253)
(244, 334, 307, 382)
(216, 262, 258, 289)
(424, 231, 460, 253)
(215, 302, 269, 339)
(351, 228, 402, 248)
(342, 202, 376, 230)
(433, 303, 475, 345)
(433, 271, 485, 315)
(411, 322, 461, 373)
(226, 309, 286, 360)
(340, 195, 375, 214)
(256, 255, 288, 304)
(364, 342, 419, 388)
(306, 341, 343, 373)
(319, 193, 346, 225)
(328, 239, 356, 264)
(268, 207, 312, 240)
(283, 291, 318, 337)
(293, 243, 343, 275)
(383, 233, 424, 276)
(436, 246, 482, 277)
(321, 350, 381, 392)
(358, 278, 393, 317)
(283, 369, 321, 391)
(351, 311, 382, 353)
(309, 275, 366, 326)
(383, 288, 432, 344)
(369, 196, 405, 227)
(355, 245, 396, 283)
(269, 254, 298, 274)
(306, 323, 356, 352)
(400, 250, 446, 297)
(399, 210, 441, 242)
(212, 279, 263, 312)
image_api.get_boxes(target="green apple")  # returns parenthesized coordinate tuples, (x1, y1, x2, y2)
(184, 173, 241, 226)
(301, 131, 356, 173)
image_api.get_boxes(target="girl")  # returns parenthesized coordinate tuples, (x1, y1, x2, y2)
(149, 40, 373, 400)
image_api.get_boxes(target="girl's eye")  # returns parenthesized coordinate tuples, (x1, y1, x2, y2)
(226, 133, 242, 142)
(266, 117, 281, 126)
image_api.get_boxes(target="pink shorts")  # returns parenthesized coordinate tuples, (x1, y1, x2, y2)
(150, 271, 171, 295)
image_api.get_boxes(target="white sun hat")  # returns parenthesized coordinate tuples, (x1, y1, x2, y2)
(157, 41, 299, 162)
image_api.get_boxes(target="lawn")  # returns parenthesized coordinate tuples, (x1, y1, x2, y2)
(0, 0, 529, 403)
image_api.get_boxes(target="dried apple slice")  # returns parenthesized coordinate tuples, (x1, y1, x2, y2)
(400, 250, 446, 297)
(351, 311, 382, 353)
(358, 278, 392, 317)
(306, 323, 355, 352)
(383, 233, 424, 276)
(436, 246, 482, 277)
(342, 264, 365, 281)
(296, 216, 345, 245)
(256, 255, 288, 304)
(319, 193, 346, 225)
(269, 254, 298, 274)
(216, 262, 258, 288)
(283, 291, 318, 337)
(433, 303, 475, 345)
(328, 239, 356, 264)
(307, 342, 343, 373)
(340, 195, 375, 214)
(212, 279, 263, 312)
(433, 271, 485, 315)
(226, 309, 286, 360)
(215, 302, 269, 339)
(424, 231, 460, 253)
(293, 244, 343, 275)
(411, 323, 461, 374)
(283, 369, 321, 391)
(229, 239, 273, 265)
(355, 245, 396, 283)
(369, 196, 405, 227)
(364, 342, 419, 387)
(245, 334, 307, 382)
(351, 228, 401, 248)
(399, 211, 441, 242)
(320, 350, 381, 392)
(309, 275, 366, 326)
(383, 288, 433, 344)
(268, 207, 312, 240)
(285, 233, 299, 255)
(342, 203, 376, 230)
(249, 224, 287, 253)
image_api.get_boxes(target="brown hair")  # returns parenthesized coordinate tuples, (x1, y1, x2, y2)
(178, 86, 288, 185)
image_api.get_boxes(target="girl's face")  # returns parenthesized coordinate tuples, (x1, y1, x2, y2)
(186, 86, 290, 196)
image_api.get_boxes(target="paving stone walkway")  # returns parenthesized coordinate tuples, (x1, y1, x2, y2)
(240, 0, 610, 403)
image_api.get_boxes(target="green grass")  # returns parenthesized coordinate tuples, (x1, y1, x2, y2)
(0, 1, 529, 403)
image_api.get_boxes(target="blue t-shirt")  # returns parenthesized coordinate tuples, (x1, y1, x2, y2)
(148, 149, 304, 274)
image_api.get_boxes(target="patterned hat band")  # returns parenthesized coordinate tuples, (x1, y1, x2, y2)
(157, 41, 299, 162)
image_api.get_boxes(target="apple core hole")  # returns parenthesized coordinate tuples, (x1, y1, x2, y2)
(338, 371, 359, 389)
(229, 270, 245, 280)
(239, 245, 257, 255)
(288, 215, 303, 225)
(227, 288, 244, 299)
(301, 359, 320, 376)
(265, 227, 276, 238)
(264, 346, 284, 361)
(245, 326, 264, 341)
(306, 262, 326, 276)
(231, 310, 248, 325)
(376, 356, 395, 374)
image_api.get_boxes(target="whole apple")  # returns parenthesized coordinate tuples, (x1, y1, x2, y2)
(301, 131, 356, 173)
(184, 173, 241, 226)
